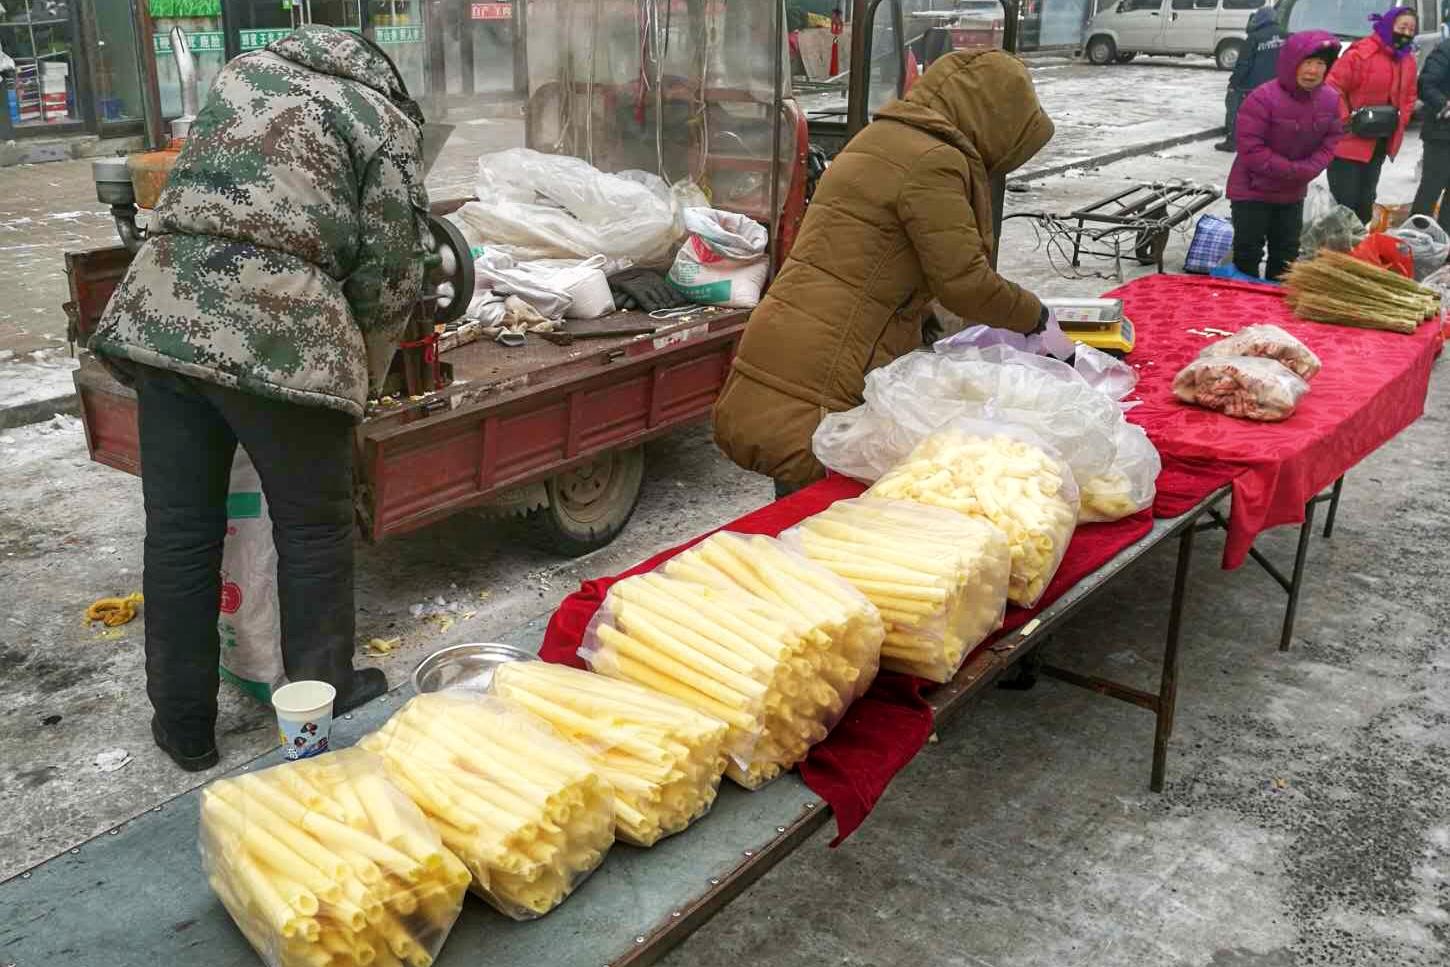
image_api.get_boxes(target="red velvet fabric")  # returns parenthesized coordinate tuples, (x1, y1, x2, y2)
(1111, 274, 1441, 568)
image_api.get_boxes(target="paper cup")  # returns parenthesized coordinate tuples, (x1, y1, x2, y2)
(272, 680, 337, 760)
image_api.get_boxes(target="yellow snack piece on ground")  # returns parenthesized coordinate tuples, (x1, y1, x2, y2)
(198, 748, 466, 967)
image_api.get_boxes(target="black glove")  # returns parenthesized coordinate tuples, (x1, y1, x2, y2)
(608, 268, 689, 313)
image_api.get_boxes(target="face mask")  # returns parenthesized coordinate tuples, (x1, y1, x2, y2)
(1394, 34, 1414, 50)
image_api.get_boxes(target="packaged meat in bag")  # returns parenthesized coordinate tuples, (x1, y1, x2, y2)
(1196, 324, 1321, 379)
(1172, 355, 1309, 422)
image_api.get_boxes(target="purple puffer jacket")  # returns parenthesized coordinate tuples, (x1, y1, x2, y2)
(1227, 31, 1344, 205)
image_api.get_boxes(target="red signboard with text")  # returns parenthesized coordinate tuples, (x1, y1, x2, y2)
(471, 2, 512, 19)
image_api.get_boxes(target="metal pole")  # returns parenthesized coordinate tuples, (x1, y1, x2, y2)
(846, 0, 870, 136)
(768, 0, 784, 273)
(1150, 521, 1196, 793)
(130, 0, 166, 148)
(1279, 501, 1318, 652)
(999, 0, 1019, 54)
(1322, 476, 1345, 538)
(512, 0, 529, 97)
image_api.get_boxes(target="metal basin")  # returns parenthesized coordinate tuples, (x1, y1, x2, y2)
(410, 642, 538, 696)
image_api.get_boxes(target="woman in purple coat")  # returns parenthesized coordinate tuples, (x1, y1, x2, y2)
(1227, 31, 1344, 280)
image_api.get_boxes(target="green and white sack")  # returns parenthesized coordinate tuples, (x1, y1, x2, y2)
(667, 208, 769, 308)
(218, 448, 285, 702)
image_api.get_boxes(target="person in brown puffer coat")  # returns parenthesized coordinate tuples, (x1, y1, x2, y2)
(712, 49, 1054, 493)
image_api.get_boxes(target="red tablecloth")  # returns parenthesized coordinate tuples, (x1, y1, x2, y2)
(540, 476, 1152, 843)
(1112, 275, 1442, 567)
(541, 273, 1440, 844)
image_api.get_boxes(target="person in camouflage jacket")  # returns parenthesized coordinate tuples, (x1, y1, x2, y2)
(90, 25, 431, 771)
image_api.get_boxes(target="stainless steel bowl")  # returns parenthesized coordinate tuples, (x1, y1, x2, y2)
(410, 642, 538, 695)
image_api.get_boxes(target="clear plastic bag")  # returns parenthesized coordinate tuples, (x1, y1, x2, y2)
(1079, 422, 1161, 523)
(450, 148, 706, 266)
(491, 661, 729, 847)
(1387, 213, 1450, 280)
(866, 420, 1079, 608)
(581, 531, 884, 790)
(782, 497, 1011, 683)
(199, 748, 469, 967)
(1172, 355, 1309, 422)
(359, 692, 615, 920)
(1072, 344, 1138, 403)
(815, 346, 1123, 491)
(1300, 202, 1367, 255)
(1197, 324, 1321, 380)
(932, 319, 1075, 361)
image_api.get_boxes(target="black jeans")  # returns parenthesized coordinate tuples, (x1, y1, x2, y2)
(1412, 138, 1450, 232)
(1230, 199, 1304, 281)
(134, 366, 357, 735)
(1327, 139, 1389, 224)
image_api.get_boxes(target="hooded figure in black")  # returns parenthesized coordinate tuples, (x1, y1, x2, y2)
(1216, 6, 1287, 152)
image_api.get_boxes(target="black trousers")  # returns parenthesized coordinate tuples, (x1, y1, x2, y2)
(1327, 139, 1389, 224)
(1224, 87, 1246, 142)
(1412, 138, 1450, 232)
(134, 366, 357, 734)
(1230, 199, 1304, 281)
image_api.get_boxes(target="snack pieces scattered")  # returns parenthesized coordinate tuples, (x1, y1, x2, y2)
(1196, 324, 1322, 379)
(866, 428, 1079, 608)
(360, 693, 614, 920)
(585, 532, 884, 790)
(788, 498, 1011, 683)
(491, 661, 730, 847)
(199, 749, 469, 967)
(1172, 355, 1309, 422)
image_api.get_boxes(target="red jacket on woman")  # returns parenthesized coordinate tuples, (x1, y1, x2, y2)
(1328, 34, 1418, 162)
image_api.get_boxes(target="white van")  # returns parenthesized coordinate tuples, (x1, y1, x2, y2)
(1082, 0, 1269, 70)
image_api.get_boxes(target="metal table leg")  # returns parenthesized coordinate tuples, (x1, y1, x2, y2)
(1038, 512, 1203, 792)
(1322, 476, 1345, 539)
(1279, 498, 1318, 652)
(1151, 522, 1196, 792)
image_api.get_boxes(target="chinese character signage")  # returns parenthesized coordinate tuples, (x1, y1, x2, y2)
(375, 25, 424, 44)
(471, 3, 512, 19)
(153, 31, 226, 54)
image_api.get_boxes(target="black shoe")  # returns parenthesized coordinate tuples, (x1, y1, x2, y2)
(1214, 140, 1235, 152)
(336, 668, 389, 714)
(150, 716, 219, 772)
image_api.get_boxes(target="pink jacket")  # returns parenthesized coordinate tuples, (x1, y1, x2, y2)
(1228, 31, 1344, 205)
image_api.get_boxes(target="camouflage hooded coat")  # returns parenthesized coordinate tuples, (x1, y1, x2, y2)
(90, 25, 430, 420)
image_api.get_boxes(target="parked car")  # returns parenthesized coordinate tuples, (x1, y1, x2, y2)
(1082, 0, 1269, 70)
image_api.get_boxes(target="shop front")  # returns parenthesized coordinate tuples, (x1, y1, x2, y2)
(0, 0, 150, 143)
(148, 0, 434, 125)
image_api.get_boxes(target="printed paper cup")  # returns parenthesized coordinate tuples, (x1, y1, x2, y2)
(271, 680, 336, 760)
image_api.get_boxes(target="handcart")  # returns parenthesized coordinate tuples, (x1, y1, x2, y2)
(1006, 179, 1221, 279)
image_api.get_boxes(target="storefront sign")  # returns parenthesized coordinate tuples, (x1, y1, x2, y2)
(152, 30, 225, 54)
(239, 28, 294, 50)
(470, 3, 512, 19)
(374, 25, 424, 44)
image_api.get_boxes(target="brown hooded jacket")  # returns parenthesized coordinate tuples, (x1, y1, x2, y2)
(712, 49, 1054, 488)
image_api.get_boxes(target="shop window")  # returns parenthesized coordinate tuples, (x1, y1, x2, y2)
(1, 0, 79, 128)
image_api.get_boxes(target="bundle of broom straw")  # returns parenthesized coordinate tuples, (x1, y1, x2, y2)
(1284, 250, 1439, 334)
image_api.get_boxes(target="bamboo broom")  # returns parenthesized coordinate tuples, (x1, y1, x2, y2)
(1284, 251, 1439, 334)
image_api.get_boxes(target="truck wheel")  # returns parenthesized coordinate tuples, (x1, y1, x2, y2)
(526, 446, 645, 556)
(1215, 39, 1245, 71)
(1086, 36, 1117, 66)
(1115, 51, 1137, 63)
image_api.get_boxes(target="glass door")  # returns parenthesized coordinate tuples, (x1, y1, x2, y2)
(0, 0, 86, 136)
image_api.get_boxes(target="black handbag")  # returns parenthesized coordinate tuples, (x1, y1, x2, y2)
(1349, 105, 1400, 138)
